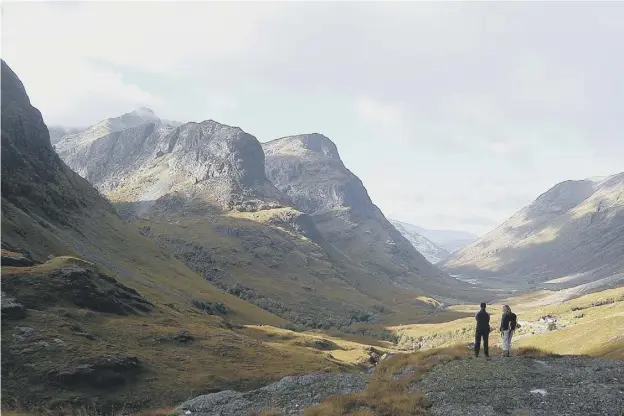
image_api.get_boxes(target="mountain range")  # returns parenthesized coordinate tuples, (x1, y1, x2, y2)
(53, 107, 479, 330)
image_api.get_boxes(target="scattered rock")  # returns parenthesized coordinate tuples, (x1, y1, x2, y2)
(538, 315, 557, 324)
(13, 326, 38, 341)
(310, 339, 338, 351)
(369, 352, 381, 364)
(530, 389, 548, 396)
(179, 372, 366, 416)
(174, 329, 194, 343)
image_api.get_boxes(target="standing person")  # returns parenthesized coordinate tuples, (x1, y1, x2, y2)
(500, 305, 517, 357)
(474, 302, 490, 358)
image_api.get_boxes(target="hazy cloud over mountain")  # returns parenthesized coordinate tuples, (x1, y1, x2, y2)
(3, 1, 623, 234)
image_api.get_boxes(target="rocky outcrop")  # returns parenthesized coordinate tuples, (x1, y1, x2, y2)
(179, 372, 366, 416)
(441, 174, 624, 283)
(2, 257, 154, 315)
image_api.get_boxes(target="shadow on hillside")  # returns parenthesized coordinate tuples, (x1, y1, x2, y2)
(444, 207, 624, 284)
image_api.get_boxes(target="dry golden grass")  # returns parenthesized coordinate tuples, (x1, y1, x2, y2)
(305, 345, 471, 416)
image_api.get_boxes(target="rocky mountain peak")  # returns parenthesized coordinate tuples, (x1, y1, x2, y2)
(55, 115, 286, 213)
(107, 107, 160, 130)
(165, 120, 266, 185)
(263, 134, 371, 215)
(264, 133, 341, 162)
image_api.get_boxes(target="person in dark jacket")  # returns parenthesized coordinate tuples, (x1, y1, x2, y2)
(474, 302, 490, 357)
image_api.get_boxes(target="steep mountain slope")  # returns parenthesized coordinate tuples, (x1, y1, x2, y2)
(408, 226, 477, 253)
(263, 134, 471, 299)
(1, 60, 355, 412)
(441, 175, 624, 283)
(390, 220, 451, 263)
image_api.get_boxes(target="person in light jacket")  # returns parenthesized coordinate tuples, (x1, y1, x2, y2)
(500, 304, 517, 357)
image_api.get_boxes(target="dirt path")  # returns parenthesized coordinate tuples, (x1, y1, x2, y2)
(416, 355, 624, 416)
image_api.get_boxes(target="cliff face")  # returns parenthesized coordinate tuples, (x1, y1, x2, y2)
(56, 114, 287, 214)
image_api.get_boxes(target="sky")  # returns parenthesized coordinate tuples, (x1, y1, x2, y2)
(2, 1, 623, 235)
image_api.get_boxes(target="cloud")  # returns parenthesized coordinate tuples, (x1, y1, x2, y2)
(354, 95, 403, 126)
(3, 1, 623, 234)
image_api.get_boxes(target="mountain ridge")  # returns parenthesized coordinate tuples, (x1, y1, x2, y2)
(441, 174, 624, 284)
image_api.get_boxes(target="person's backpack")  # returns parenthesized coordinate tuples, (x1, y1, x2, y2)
(509, 312, 518, 330)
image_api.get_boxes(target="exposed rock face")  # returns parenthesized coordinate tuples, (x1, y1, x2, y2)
(2, 257, 154, 315)
(263, 134, 461, 294)
(390, 220, 451, 264)
(441, 175, 624, 282)
(56, 113, 287, 214)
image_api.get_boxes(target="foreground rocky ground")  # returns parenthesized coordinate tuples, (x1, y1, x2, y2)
(176, 354, 624, 416)
(416, 355, 624, 416)
(178, 372, 366, 415)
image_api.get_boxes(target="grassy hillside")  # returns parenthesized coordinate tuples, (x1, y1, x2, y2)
(129, 208, 466, 331)
(390, 287, 624, 356)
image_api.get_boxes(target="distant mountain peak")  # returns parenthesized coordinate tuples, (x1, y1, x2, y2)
(390, 220, 451, 264)
(131, 106, 156, 116)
